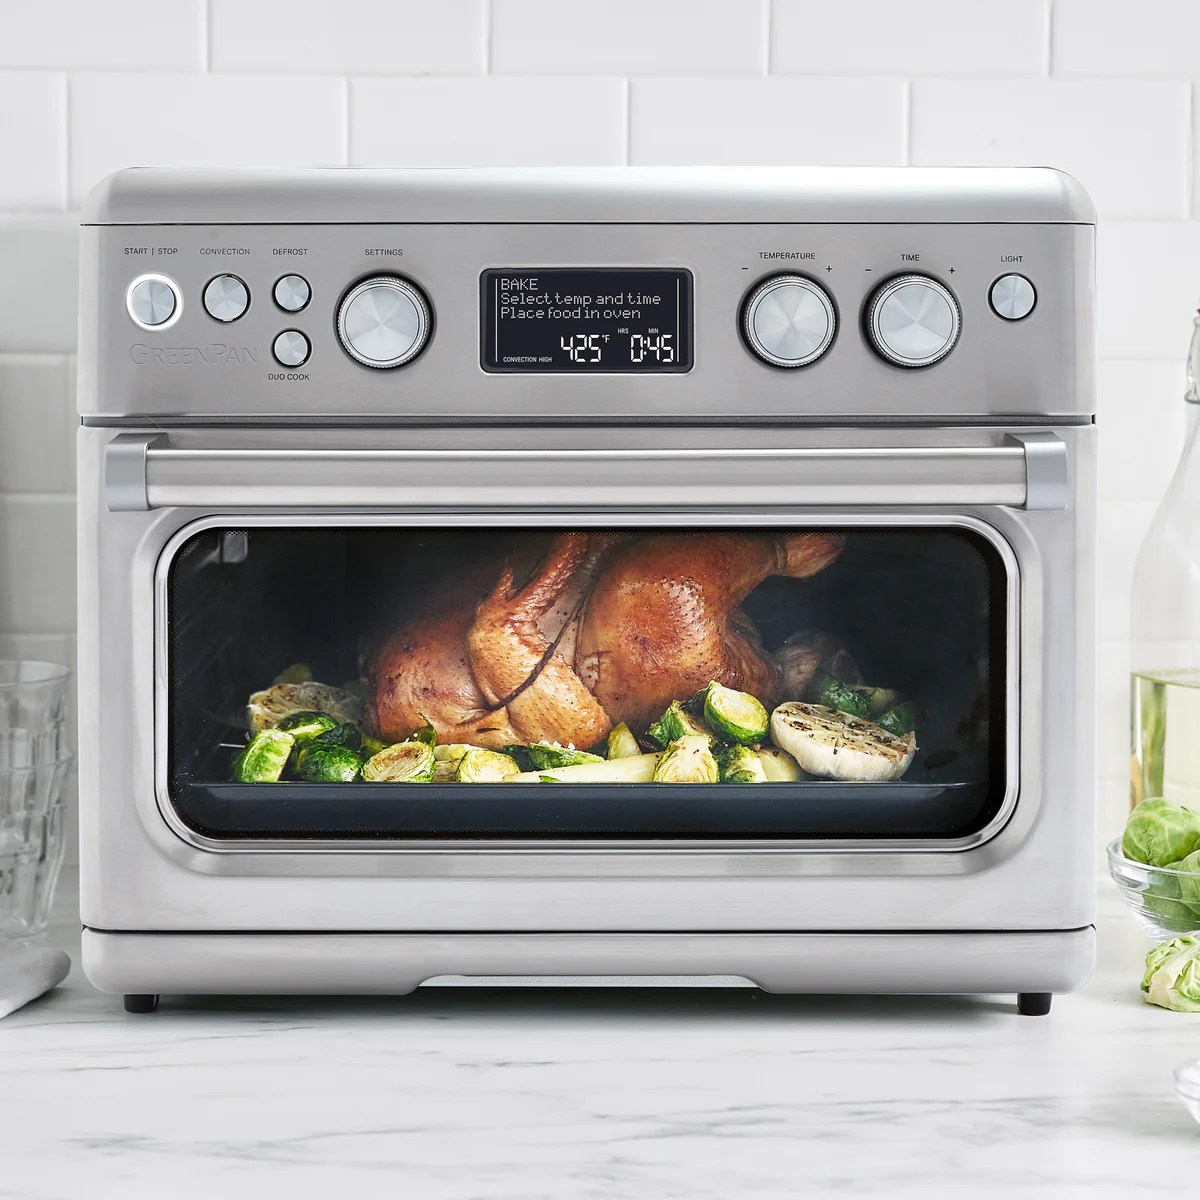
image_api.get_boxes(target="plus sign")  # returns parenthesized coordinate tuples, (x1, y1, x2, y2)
(949, 267, 956, 274)
(825, 265, 833, 272)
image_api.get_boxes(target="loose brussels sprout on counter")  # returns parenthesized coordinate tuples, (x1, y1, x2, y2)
(524, 743, 604, 771)
(456, 748, 520, 783)
(277, 711, 339, 743)
(652, 735, 719, 784)
(232, 729, 295, 783)
(1142, 935, 1200, 1012)
(1122, 798, 1200, 867)
(718, 744, 767, 783)
(648, 701, 709, 748)
(296, 743, 362, 782)
(361, 740, 436, 783)
(606, 722, 641, 760)
(703, 681, 768, 746)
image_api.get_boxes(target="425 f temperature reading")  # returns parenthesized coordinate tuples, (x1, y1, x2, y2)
(559, 332, 675, 364)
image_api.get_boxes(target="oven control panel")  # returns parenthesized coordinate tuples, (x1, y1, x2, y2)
(86, 219, 1088, 422)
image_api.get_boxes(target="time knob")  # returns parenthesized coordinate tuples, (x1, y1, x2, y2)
(865, 274, 961, 368)
(337, 275, 432, 368)
(741, 275, 837, 368)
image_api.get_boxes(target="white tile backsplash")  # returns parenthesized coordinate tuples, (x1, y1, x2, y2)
(68, 73, 347, 206)
(773, 0, 1049, 76)
(492, 0, 768, 75)
(1, 3, 1197, 851)
(0, 0, 203, 71)
(630, 78, 906, 164)
(351, 78, 626, 166)
(211, 0, 487, 76)
(910, 80, 1191, 220)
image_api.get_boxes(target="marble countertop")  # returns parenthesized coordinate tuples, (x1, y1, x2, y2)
(1, 873, 1197, 1199)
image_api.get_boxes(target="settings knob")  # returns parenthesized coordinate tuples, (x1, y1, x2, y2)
(337, 275, 431, 369)
(865, 274, 960, 368)
(741, 275, 836, 368)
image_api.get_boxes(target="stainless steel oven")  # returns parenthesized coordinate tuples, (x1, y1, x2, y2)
(76, 167, 1096, 1014)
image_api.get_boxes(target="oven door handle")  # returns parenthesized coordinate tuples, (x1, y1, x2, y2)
(103, 431, 1068, 512)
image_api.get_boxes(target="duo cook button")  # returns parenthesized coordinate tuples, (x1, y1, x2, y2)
(273, 330, 310, 367)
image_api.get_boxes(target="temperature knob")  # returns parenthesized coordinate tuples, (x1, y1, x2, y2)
(741, 275, 836, 368)
(337, 275, 431, 369)
(865, 274, 960, 368)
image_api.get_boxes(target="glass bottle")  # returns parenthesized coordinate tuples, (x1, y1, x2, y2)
(1131, 306, 1200, 809)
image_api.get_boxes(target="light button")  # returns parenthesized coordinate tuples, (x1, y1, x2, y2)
(126, 274, 179, 329)
(990, 273, 1037, 321)
(203, 274, 250, 322)
(273, 330, 310, 368)
(274, 274, 311, 312)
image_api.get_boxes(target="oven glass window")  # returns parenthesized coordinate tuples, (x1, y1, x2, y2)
(165, 526, 1009, 841)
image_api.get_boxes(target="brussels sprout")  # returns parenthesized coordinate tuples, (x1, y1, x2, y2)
(231, 729, 295, 782)
(307, 722, 363, 752)
(1141, 934, 1200, 1011)
(456, 748, 520, 782)
(878, 701, 919, 737)
(648, 701, 709, 748)
(524, 742, 604, 771)
(652, 735, 719, 784)
(606, 722, 641, 760)
(247, 681, 363, 733)
(1122, 798, 1200, 867)
(757, 747, 804, 782)
(410, 720, 438, 748)
(703, 681, 769, 746)
(502, 745, 536, 772)
(809, 671, 871, 719)
(718, 744, 768, 783)
(361, 740, 436, 783)
(434, 744, 474, 763)
(296, 743, 362, 782)
(360, 735, 389, 757)
(507, 753, 661, 784)
(277, 711, 339, 743)
(1158, 848, 1200, 924)
(862, 686, 901, 718)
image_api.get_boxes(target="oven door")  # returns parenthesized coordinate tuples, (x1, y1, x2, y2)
(79, 424, 1094, 932)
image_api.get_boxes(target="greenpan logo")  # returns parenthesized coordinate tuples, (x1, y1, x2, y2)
(129, 343, 258, 366)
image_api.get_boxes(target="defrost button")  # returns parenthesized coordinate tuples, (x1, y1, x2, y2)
(274, 274, 311, 312)
(273, 330, 310, 368)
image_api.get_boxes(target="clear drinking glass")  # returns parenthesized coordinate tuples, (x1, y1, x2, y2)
(0, 758, 70, 938)
(0, 660, 71, 769)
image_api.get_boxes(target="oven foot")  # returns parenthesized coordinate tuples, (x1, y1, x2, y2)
(123, 993, 159, 1014)
(1016, 992, 1052, 1016)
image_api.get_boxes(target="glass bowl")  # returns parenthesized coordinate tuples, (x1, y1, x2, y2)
(1107, 837, 1200, 941)
(1175, 1059, 1200, 1127)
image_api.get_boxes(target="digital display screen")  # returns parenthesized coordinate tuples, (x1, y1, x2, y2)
(481, 268, 693, 373)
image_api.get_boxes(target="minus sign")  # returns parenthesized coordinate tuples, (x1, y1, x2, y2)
(865, 268, 873, 272)
(741, 266, 749, 270)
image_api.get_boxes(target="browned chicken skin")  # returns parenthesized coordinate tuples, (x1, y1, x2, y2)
(365, 530, 843, 747)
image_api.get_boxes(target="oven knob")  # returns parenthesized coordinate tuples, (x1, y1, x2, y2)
(741, 275, 836, 368)
(337, 275, 431, 369)
(273, 329, 310, 367)
(865, 274, 961, 368)
(203, 274, 249, 322)
(126, 273, 179, 329)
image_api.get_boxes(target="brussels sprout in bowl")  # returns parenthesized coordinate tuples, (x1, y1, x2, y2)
(1107, 838, 1200, 940)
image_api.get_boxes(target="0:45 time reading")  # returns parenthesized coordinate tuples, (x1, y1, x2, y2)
(560, 332, 676, 365)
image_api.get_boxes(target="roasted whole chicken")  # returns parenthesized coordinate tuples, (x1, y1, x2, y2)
(364, 530, 843, 749)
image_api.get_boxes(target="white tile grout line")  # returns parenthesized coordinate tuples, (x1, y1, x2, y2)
(341, 76, 351, 166)
(623, 77, 632, 165)
(201, 0, 211, 72)
(484, 0, 494, 74)
(1045, 0, 1055, 76)
(764, 0, 773, 75)
(58, 73, 69, 212)
(901, 79, 912, 166)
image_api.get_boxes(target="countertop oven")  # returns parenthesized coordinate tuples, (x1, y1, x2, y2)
(76, 167, 1096, 1014)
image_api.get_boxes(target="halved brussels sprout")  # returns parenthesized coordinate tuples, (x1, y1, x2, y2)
(247, 681, 363, 733)
(718, 744, 767, 783)
(456, 748, 520, 782)
(296, 743, 362, 782)
(231, 729, 295, 782)
(277, 711, 339, 743)
(862, 686, 901, 718)
(606, 722, 641, 760)
(809, 671, 870, 719)
(878, 701, 919, 736)
(703, 681, 768, 746)
(1142, 934, 1200, 1011)
(647, 701, 709, 748)
(434, 744, 474, 763)
(308, 722, 363, 752)
(757, 747, 804, 782)
(652, 735, 719, 783)
(524, 743, 604, 771)
(361, 740, 436, 783)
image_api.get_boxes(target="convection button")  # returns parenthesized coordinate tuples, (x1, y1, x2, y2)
(336, 275, 431, 368)
(272, 330, 310, 368)
(126, 274, 179, 329)
(741, 274, 837, 368)
(273, 274, 311, 313)
(989, 273, 1037, 321)
(865, 274, 961, 368)
(202, 274, 250, 322)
